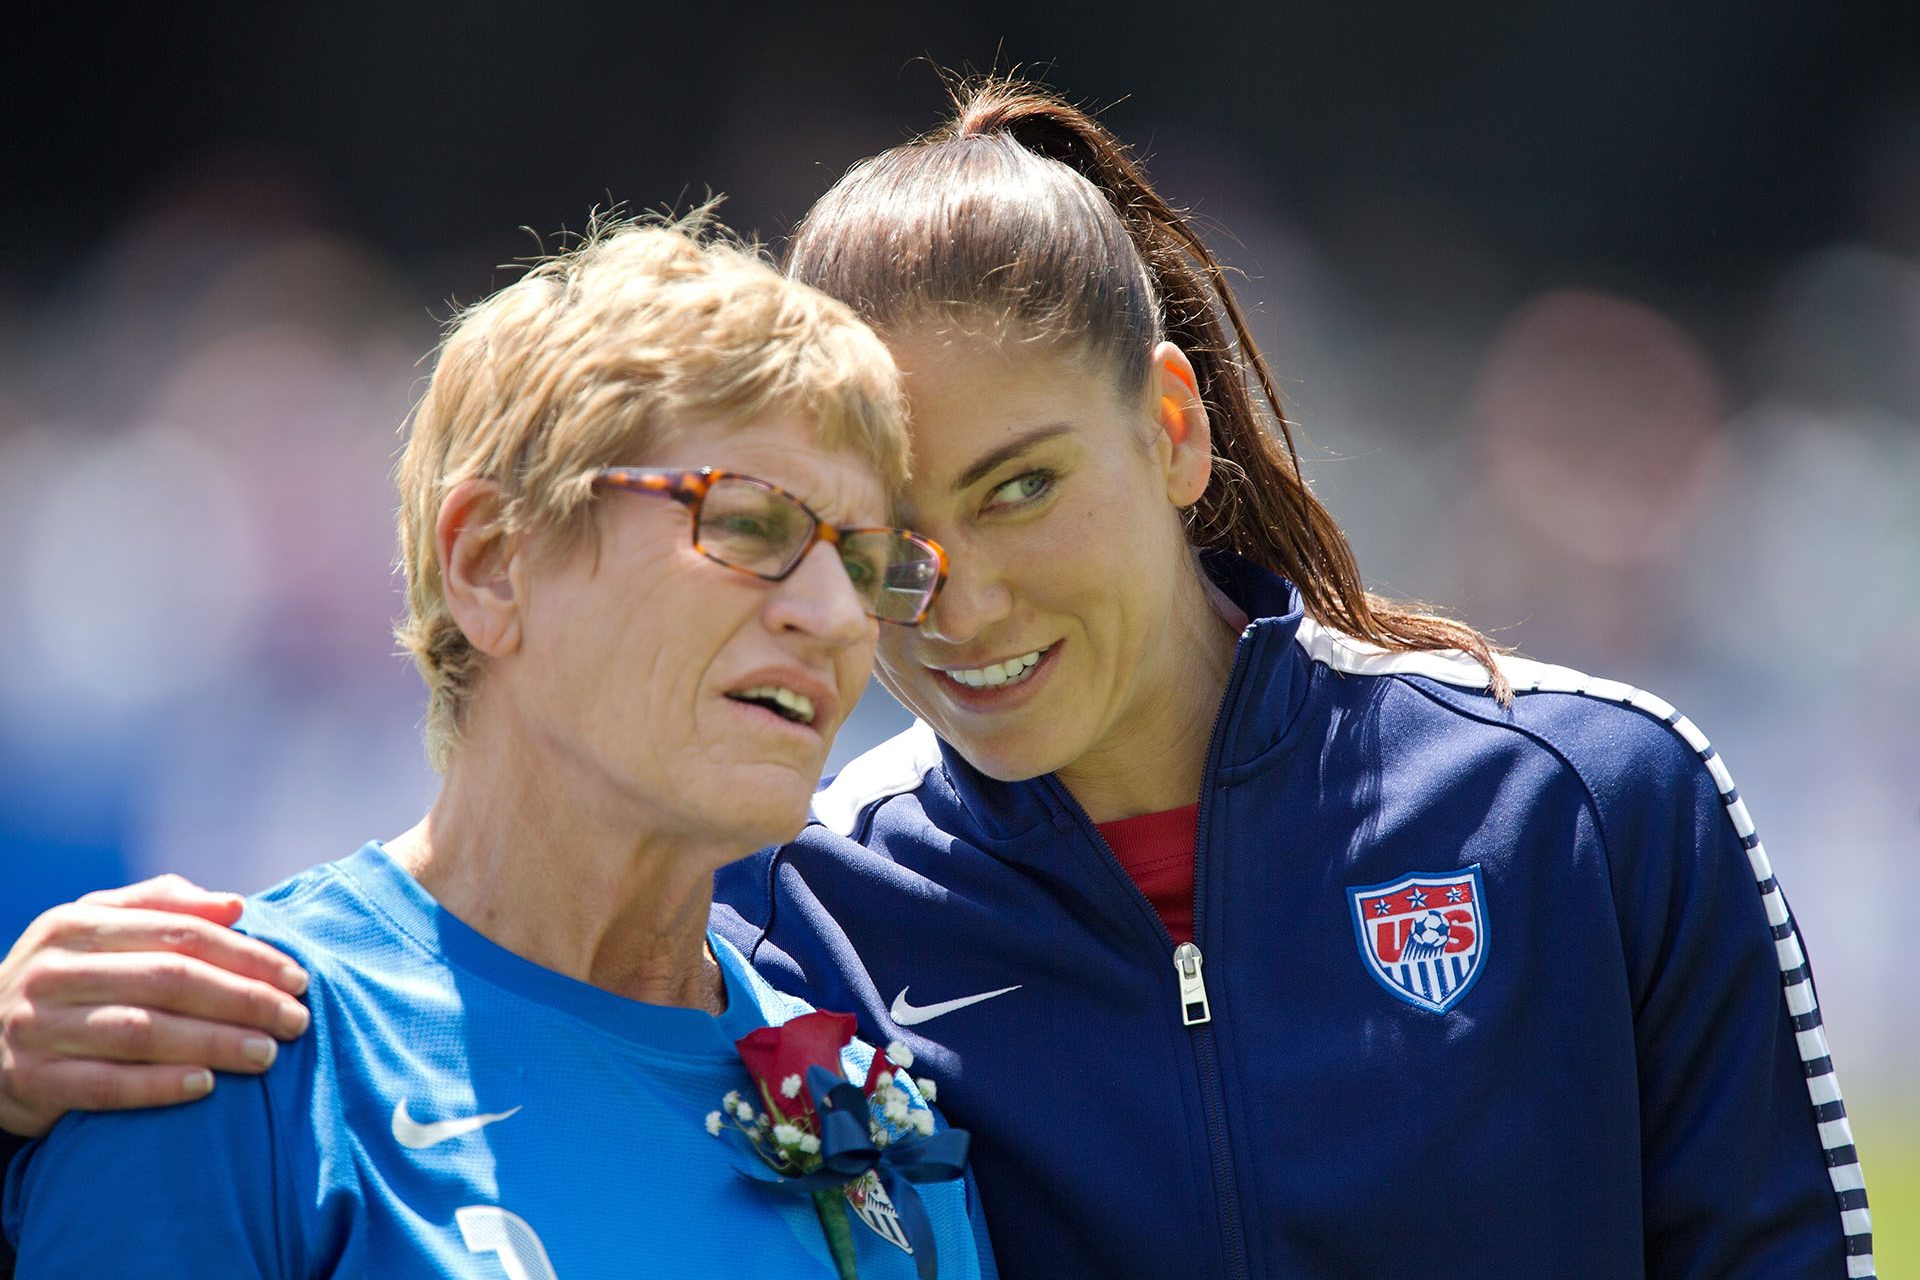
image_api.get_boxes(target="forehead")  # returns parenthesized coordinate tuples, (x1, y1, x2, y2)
(646, 411, 887, 522)
(886, 330, 1134, 473)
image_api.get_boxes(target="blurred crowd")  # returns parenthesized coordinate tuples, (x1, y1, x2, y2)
(2, 108, 1915, 1105)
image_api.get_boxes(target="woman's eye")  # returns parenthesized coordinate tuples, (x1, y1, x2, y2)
(838, 550, 879, 589)
(707, 513, 778, 543)
(985, 470, 1053, 510)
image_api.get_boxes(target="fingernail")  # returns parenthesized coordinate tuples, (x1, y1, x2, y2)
(183, 1069, 214, 1098)
(280, 1003, 311, 1038)
(243, 1036, 278, 1067)
(279, 967, 309, 996)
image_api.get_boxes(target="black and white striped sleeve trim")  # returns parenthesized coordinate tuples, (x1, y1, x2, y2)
(1297, 619, 1877, 1276)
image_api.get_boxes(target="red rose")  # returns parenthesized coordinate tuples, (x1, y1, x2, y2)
(735, 1010, 859, 1124)
(863, 1045, 895, 1093)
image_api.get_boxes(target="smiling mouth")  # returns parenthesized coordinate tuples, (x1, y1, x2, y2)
(941, 646, 1050, 690)
(727, 685, 817, 725)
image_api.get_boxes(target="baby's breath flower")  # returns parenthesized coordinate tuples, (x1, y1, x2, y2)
(780, 1073, 803, 1099)
(912, 1110, 935, 1136)
(798, 1132, 821, 1154)
(885, 1094, 910, 1123)
(916, 1075, 938, 1102)
(772, 1122, 803, 1146)
(885, 1041, 915, 1069)
(733, 1099, 755, 1122)
(723, 1090, 742, 1109)
(705, 1110, 723, 1136)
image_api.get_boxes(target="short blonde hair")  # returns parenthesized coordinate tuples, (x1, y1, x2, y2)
(395, 213, 908, 770)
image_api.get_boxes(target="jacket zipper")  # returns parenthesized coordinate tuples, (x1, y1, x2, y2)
(1048, 622, 1261, 1280)
(1174, 942, 1211, 1025)
(1187, 624, 1257, 1280)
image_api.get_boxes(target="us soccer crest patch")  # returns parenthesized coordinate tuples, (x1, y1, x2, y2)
(1348, 866, 1488, 1014)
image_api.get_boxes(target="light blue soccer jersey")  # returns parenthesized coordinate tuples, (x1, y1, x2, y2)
(2, 844, 994, 1279)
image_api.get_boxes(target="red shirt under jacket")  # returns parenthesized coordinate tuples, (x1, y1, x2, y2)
(1095, 802, 1199, 945)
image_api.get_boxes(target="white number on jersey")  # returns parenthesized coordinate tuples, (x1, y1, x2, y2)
(456, 1205, 560, 1280)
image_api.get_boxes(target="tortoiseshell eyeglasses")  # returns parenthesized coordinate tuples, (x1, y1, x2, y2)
(592, 467, 949, 626)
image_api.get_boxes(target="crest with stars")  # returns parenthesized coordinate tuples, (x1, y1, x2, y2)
(1347, 866, 1489, 1014)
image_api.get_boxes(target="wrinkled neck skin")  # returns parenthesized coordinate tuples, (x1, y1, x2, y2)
(385, 716, 729, 1015)
(1053, 555, 1248, 823)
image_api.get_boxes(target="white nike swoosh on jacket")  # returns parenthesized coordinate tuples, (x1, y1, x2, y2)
(890, 984, 1022, 1027)
(391, 1098, 522, 1149)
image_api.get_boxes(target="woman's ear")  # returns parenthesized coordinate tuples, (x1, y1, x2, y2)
(1151, 341, 1212, 508)
(437, 479, 525, 658)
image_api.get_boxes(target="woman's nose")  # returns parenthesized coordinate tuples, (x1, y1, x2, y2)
(917, 549, 1011, 646)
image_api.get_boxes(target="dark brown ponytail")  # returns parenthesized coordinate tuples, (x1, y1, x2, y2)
(790, 76, 1509, 699)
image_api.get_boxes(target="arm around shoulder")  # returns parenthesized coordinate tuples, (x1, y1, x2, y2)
(0, 879, 312, 1141)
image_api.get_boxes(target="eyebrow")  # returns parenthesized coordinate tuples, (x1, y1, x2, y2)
(952, 424, 1075, 493)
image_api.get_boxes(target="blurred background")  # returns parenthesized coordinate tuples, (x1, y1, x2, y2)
(3, 2, 1915, 1260)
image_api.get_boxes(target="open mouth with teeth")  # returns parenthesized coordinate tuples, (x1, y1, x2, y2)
(944, 647, 1049, 690)
(726, 685, 817, 726)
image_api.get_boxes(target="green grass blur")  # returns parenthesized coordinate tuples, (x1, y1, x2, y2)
(1855, 1092, 1917, 1275)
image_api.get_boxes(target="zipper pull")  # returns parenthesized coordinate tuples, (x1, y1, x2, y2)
(1173, 942, 1212, 1026)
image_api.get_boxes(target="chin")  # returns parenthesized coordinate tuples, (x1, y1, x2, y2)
(708, 782, 815, 850)
(668, 767, 810, 855)
(938, 731, 1071, 786)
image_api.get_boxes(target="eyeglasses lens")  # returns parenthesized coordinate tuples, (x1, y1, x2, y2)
(874, 542, 942, 623)
(696, 478, 813, 578)
(835, 532, 939, 623)
(695, 476, 940, 624)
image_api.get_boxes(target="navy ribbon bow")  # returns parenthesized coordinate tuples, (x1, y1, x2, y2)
(727, 1063, 970, 1279)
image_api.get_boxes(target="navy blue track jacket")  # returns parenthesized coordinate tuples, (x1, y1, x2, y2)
(713, 555, 1874, 1279)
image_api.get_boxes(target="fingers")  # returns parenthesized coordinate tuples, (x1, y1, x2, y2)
(0, 1060, 219, 1137)
(33, 951, 309, 1043)
(46, 905, 308, 997)
(79, 873, 246, 927)
(0, 886, 315, 1137)
(49, 1004, 287, 1072)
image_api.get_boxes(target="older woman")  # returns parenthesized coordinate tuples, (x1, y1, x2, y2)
(0, 219, 991, 1279)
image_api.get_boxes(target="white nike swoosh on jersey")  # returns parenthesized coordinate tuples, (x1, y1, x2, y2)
(889, 984, 1022, 1027)
(391, 1098, 523, 1150)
